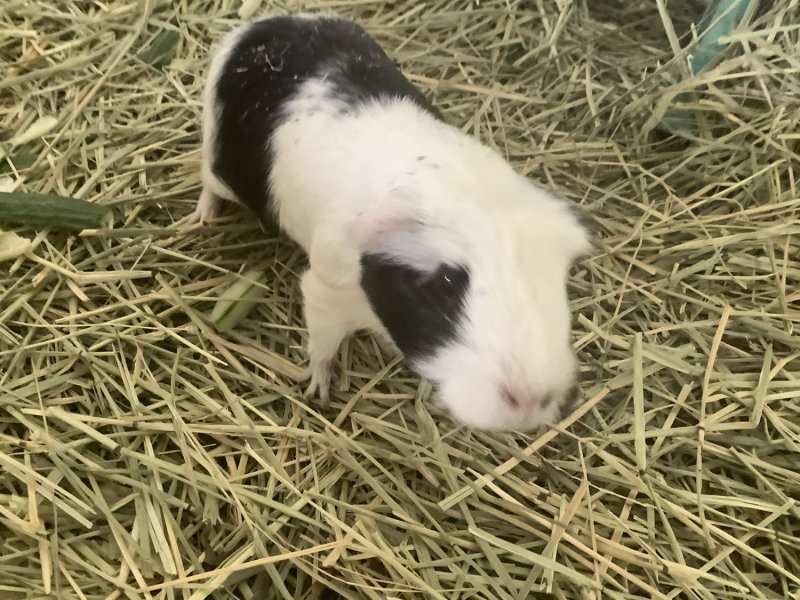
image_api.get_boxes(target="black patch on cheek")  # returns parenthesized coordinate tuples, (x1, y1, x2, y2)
(557, 383, 581, 421)
(360, 255, 469, 361)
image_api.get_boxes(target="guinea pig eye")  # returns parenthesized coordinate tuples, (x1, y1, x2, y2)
(423, 264, 469, 302)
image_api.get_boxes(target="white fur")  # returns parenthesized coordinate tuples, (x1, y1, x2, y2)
(198, 18, 590, 429)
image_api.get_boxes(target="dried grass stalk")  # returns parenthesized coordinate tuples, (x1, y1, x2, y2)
(1, 0, 798, 598)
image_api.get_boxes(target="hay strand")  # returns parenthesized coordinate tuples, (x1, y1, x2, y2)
(1, 0, 799, 598)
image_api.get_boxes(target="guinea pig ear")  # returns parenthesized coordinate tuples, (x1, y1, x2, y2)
(348, 203, 453, 273)
(347, 204, 422, 255)
(308, 203, 424, 288)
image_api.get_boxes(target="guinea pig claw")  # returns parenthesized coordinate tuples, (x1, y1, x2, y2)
(189, 206, 215, 225)
(300, 366, 331, 408)
(375, 332, 400, 358)
(190, 188, 225, 224)
(317, 385, 331, 409)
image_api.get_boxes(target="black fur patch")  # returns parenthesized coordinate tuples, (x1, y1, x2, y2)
(360, 255, 469, 361)
(211, 15, 440, 220)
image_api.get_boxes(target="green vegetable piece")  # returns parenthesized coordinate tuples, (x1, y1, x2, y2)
(0, 191, 110, 231)
(140, 30, 180, 70)
(210, 269, 269, 333)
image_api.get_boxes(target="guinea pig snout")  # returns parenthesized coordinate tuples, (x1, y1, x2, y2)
(499, 386, 522, 409)
(499, 384, 550, 411)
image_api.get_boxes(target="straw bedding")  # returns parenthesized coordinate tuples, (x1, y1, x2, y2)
(1, 0, 798, 598)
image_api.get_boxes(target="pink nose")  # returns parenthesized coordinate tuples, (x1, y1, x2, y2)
(500, 386, 553, 410)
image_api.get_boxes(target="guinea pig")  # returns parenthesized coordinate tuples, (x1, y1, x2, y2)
(191, 13, 591, 431)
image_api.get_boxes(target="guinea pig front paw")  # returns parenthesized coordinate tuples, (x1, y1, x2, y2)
(374, 331, 401, 358)
(299, 364, 332, 408)
(189, 188, 225, 224)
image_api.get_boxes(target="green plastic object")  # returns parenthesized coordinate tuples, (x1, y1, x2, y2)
(692, 0, 752, 74)
(660, 0, 755, 134)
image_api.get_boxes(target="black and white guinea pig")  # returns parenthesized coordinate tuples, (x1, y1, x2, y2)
(191, 13, 591, 431)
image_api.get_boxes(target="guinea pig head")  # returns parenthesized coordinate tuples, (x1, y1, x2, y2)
(356, 187, 590, 431)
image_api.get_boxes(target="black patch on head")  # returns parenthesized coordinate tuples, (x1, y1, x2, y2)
(360, 255, 469, 361)
(211, 16, 441, 221)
